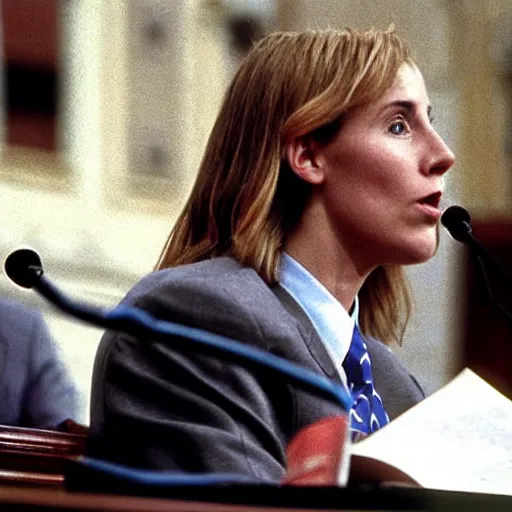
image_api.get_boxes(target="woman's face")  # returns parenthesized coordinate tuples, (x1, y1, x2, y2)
(314, 63, 455, 268)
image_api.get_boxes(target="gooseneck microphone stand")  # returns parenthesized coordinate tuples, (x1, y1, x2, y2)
(441, 205, 512, 329)
(4, 249, 352, 412)
(4, 248, 355, 489)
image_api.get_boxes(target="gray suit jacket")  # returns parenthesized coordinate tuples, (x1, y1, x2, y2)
(0, 297, 78, 428)
(89, 257, 424, 480)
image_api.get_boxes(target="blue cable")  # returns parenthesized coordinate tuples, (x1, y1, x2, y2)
(107, 304, 352, 411)
(7, 251, 353, 490)
(32, 273, 353, 490)
(35, 274, 351, 411)
(74, 457, 257, 486)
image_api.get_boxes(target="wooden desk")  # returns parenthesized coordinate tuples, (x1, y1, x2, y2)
(0, 485, 306, 512)
(0, 423, 87, 487)
(0, 482, 511, 512)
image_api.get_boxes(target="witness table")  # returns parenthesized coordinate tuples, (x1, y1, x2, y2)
(0, 483, 511, 512)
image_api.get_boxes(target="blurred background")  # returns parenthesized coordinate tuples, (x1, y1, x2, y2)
(0, 0, 511, 424)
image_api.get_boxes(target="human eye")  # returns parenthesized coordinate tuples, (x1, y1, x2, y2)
(388, 117, 409, 136)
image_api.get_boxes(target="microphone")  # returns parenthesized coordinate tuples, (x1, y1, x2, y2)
(441, 206, 512, 327)
(4, 248, 353, 489)
(440, 205, 472, 243)
(4, 248, 351, 411)
(441, 206, 512, 282)
(4, 249, 115, 329)
(4, 248, 43, 289)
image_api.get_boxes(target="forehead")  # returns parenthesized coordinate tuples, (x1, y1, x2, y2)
(342, 63, 430, 126)
(375, 63, 430, 110)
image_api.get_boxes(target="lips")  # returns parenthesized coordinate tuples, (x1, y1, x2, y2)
(418, 191, 442, 209)
(416, 191, 443, 220)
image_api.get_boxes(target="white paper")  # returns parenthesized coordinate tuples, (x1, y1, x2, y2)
(351, 368, 512, 495)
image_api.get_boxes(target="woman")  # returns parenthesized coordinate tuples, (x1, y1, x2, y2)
(89, 27, 454, 481)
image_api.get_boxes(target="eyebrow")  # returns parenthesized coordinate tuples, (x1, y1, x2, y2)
(381, 100, 433, 118)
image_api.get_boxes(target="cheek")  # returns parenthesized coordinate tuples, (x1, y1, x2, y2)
(322, 138, 416, 225)
(333, 165, 407, 217)
(332, 140, 409, 193)
(364, 151, 414, 196)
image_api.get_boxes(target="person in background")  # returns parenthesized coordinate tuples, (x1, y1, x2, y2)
(89, 27, 454, 480)
(0, 296, 78, 428)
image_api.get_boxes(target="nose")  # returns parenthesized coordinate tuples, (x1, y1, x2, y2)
(424, 129, 455, 176)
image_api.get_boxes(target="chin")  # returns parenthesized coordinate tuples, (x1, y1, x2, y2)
(409, 247, 437, 264)
(404, 236, 439, 264)
(386, 232, 439, 266)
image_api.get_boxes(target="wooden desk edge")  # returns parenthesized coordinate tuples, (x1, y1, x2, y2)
(0, 485, 349, 512)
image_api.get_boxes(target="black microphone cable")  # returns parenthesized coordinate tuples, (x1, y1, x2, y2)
(441, 205, 512, 328)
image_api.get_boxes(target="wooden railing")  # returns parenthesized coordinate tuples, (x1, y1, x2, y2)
(0, 422, 88, 487)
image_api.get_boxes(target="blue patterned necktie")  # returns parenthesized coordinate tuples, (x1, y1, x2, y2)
(343, 325, 389, 440)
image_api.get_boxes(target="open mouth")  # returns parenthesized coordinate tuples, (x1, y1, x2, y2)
(418, 191, 442, 209)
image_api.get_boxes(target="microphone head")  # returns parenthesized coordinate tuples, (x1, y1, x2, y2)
(4, 249, 44, 289)
(441, 205, 472, 242)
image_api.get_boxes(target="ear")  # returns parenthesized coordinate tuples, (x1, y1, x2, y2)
(285, 136, 325, 185)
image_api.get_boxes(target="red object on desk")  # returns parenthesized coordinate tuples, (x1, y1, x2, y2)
(282, 415, 350, 486)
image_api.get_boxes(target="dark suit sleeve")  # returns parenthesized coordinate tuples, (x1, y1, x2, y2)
(89, 278, 289, 481)
(22, 310, 79, 428)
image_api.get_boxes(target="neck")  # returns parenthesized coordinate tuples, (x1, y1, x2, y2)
(284, 202, 374, 312)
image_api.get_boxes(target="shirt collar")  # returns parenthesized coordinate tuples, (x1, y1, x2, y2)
(279, 253, 357, 374)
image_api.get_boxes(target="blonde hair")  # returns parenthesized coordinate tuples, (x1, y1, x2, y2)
(157, 27, 414, 345)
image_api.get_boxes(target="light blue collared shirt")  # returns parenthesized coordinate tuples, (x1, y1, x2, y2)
(279, 253, 358, 389)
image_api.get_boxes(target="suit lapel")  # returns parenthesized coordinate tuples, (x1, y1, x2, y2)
(271, 284, 340, 380)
